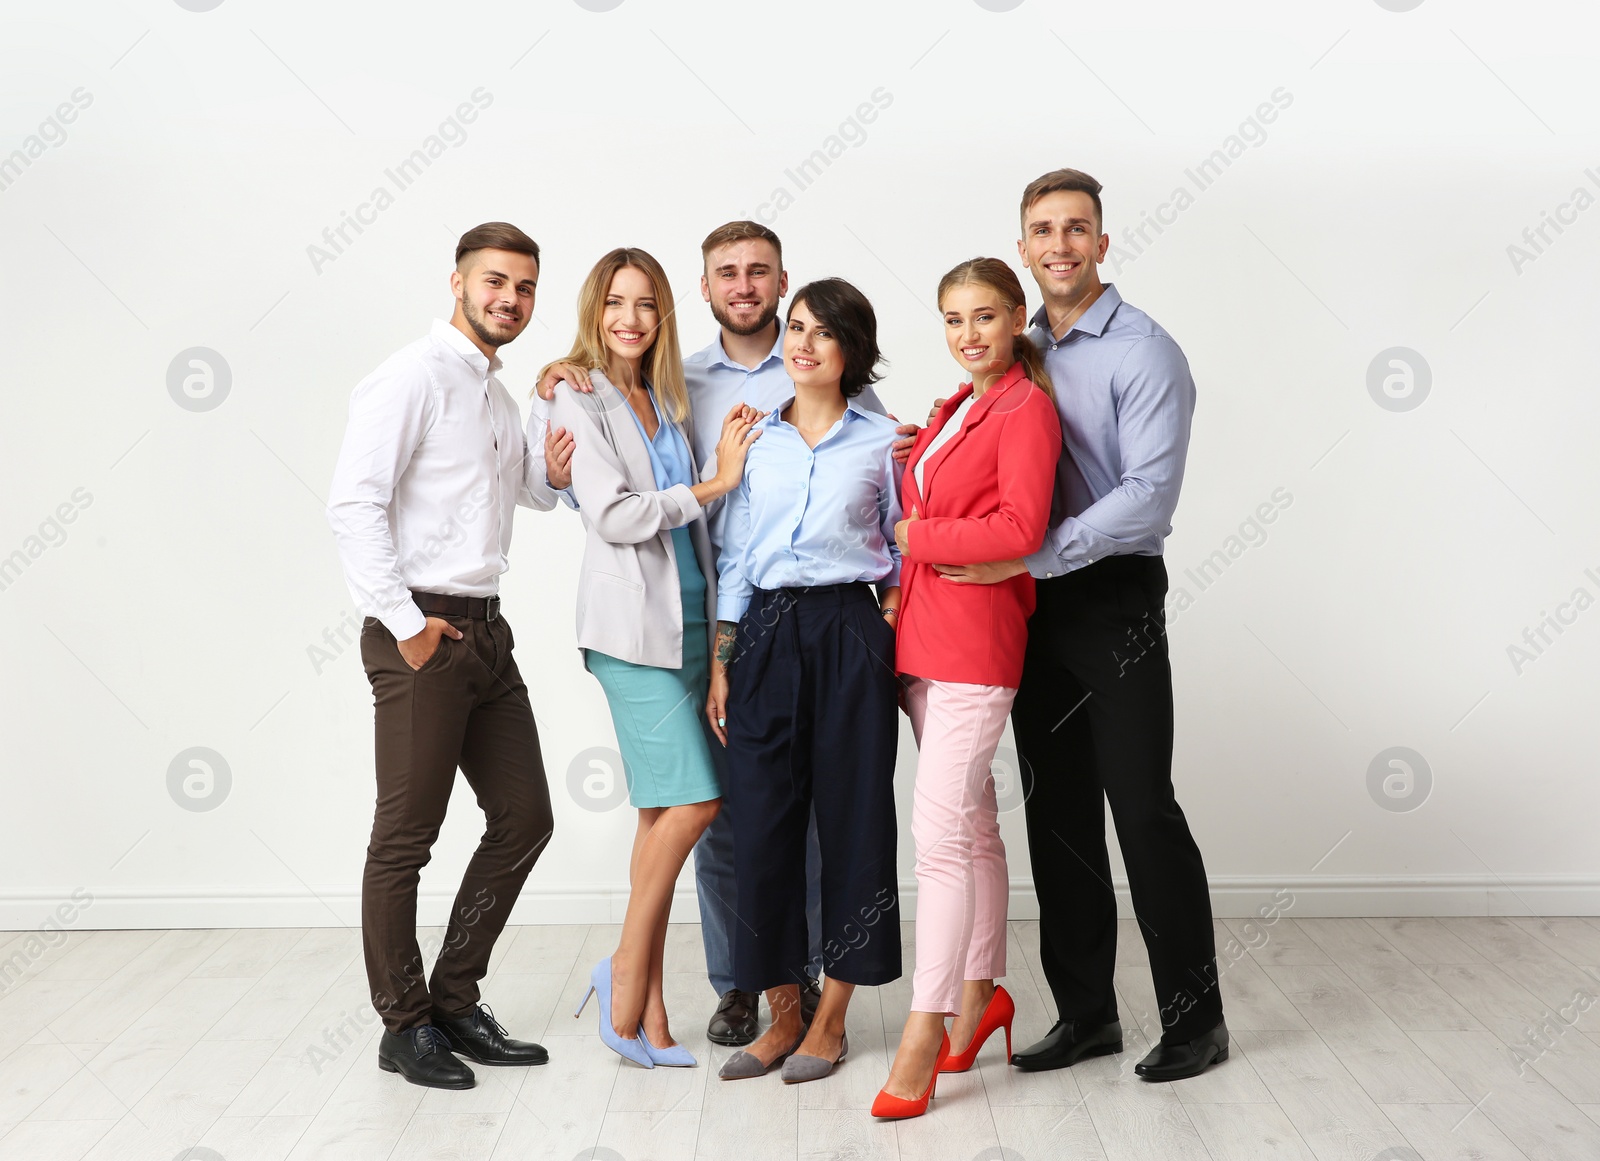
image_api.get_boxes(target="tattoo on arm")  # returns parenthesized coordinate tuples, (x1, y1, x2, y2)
(714, 621, 738, 666)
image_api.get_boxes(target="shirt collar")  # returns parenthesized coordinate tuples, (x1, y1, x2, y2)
(764, 393, 872, 428)
(432, 318, 501, 378)
(705, 330, 785, 374)
(1028, 282, 1124, 342)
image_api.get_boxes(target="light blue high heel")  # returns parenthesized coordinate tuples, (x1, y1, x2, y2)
(574, 957, 654, 1068)
(638, 1024, 697, 1067)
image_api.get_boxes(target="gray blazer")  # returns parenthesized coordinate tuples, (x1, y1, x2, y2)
(551, 369, 718, 669)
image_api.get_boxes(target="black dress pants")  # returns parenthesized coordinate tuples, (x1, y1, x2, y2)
(725, 583, 902, 992)
(1011, 554, 1222, 1044)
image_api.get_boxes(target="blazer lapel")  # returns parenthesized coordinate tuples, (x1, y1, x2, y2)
(920, 364, 1031, 506)
(593, 371, 660, 493)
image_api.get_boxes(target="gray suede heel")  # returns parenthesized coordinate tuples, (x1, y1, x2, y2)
(780, 1032, 848, 1084)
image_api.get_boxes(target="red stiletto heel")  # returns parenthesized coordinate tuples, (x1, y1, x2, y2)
(871, 1031, 949, 1120)
(939, 985, 1014, 1073)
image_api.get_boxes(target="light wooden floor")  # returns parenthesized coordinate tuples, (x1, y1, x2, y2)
(2, 916, 1599, 1160)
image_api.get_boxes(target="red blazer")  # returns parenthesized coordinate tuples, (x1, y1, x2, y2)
(896, 363, 1062, 688)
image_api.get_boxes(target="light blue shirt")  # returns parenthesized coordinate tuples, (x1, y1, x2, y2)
(716, 395, 903, 622)
(684, 332, 890, 551)
(620, 384, 695, 496)
(1023, 283, 1196, 579)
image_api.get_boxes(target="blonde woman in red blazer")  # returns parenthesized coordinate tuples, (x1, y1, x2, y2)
(872, 259, 1062, 1120)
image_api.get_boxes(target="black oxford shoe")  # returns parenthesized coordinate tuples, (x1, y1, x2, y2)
(378, 1025, 475, 1089)
(1134, 1019, 1229, 1082)
(432, 1003, 549, 1066)
(707, 989, 760, 1046)
(1009, 1019, 1124, 1071)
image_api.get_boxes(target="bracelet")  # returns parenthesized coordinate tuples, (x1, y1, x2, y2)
(881, 607, 899, 620)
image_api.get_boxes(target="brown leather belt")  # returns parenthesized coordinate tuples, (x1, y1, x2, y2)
(411, 590, 500, 620)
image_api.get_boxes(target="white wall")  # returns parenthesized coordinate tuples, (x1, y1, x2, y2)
(3, 0, 1597, 931)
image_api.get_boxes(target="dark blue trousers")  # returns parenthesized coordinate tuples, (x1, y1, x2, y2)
(725, 582, 902, 992)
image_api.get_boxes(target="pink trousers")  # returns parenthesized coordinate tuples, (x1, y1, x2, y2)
(905, 675, 1016, 1015)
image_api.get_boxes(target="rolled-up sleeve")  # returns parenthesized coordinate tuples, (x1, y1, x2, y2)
(1027, 335, 1194, 577)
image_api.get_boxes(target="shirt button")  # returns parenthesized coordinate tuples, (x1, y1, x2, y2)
(1045, 572, 1055, 578)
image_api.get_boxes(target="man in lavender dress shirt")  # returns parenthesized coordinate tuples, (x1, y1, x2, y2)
(934, 169, 1227, 1081)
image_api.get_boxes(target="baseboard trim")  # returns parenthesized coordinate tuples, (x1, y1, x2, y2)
(3, 874, 1598, 931)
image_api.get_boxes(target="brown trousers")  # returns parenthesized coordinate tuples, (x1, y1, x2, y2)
(359, 611, 553, 1033)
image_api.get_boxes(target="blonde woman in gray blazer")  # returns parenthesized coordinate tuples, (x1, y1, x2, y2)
(554, 248, 761, 1070)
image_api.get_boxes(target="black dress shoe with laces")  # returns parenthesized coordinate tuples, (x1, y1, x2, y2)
(1134, 1019, 1228, 1082)
(432, 1003, 549, 1066)
(378, 1025, 475, 1089)
(707, 989, 760, 1046)
(1009, 1019, 1124, 1072)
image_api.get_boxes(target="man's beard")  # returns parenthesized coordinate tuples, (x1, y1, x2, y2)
(463, 297, 519, 348)
(710, 298, 779, 337)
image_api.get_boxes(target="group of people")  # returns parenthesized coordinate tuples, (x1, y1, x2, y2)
(327, 167, 1229, 1121)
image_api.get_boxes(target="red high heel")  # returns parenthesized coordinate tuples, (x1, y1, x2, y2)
(938, 985, 1014, 1073)
(871, 1031, 950, 1120)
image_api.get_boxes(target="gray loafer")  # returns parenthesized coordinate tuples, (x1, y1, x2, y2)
(719, 1031, 804, 1080)
(780, 1032, 848, 1084)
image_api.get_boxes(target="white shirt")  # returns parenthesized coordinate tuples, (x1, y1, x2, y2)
(328, 319, 557, 641)
(913, 393, 978, 499)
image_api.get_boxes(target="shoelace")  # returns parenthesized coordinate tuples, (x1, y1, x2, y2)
(412, 1025, 451, 1057)
(475, 1004, 508, 1038)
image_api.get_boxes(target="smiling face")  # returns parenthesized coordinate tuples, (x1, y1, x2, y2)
(600, 265, 662, 365)
(783, 300, 845, 392)
(702, 238, 786, 337)
(941, 282, 1026, 380)
(1017, 189, 1108, 307)
(452, 248, 538, 348)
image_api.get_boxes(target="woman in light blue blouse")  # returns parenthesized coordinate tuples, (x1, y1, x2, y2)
(706, 278, 904, 1084)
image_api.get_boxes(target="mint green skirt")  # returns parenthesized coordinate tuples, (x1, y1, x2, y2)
(583, 528, 719, 808)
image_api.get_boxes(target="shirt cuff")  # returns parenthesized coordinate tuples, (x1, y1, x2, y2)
(716, 593, 750, 623)
(381, 599, 427, 642)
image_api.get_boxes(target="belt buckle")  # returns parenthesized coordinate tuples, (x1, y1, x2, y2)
(486, 595, 500, 621)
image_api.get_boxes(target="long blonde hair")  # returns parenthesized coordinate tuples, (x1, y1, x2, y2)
(935, 257, 1054, 401)
(561, 247, 689, 422)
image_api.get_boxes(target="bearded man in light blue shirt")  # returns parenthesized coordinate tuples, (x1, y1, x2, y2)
(535, 222, 912, 1048)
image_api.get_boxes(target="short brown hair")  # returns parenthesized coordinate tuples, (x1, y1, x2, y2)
(700, 220, 782, 267)
(455, 221, 540, 269)
(1019, 169, 1104, 233)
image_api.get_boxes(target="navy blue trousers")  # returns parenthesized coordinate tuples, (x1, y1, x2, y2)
(725, 583, 902, 992)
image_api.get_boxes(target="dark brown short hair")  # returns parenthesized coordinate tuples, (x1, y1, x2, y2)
(1019, 169, 1104, 233)
(455, 222, 540, 269)
(700, 220, 783, 267)
(789, 278, 883, 398)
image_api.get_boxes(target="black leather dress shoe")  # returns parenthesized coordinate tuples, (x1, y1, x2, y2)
(707, 989, 760, 1046)
(432, 1003, 549, 1066)
(799, 977, 822, 1025)
(378, 1025, 475, 1089)
(1009, 1019, 1124, 1072)
(1134, 1019, 1229, 1081)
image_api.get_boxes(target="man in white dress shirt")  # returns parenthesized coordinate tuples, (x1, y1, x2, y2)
(328, 222, 557, 1090)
